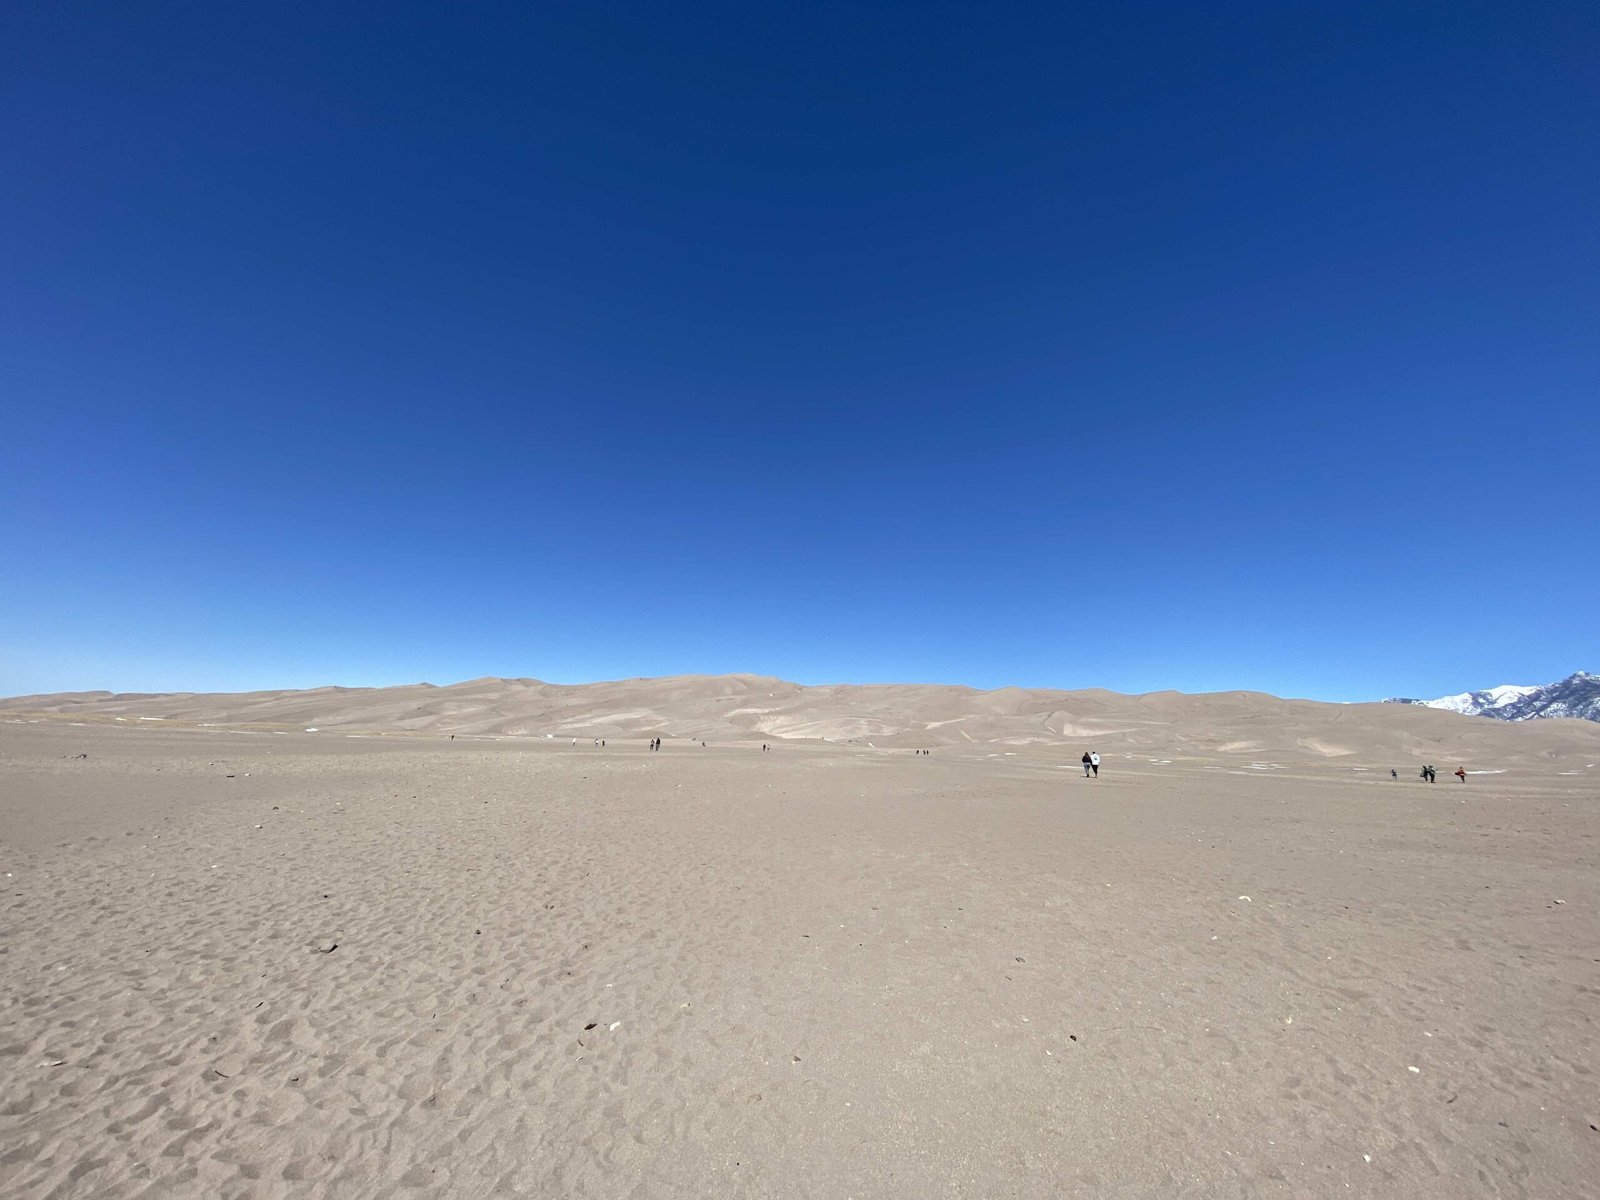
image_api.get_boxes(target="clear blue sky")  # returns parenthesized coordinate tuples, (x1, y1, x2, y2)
(3, 1, 1596, 701)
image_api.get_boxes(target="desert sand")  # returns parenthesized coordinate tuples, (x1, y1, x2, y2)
(7, 673, 1600, 768)
(2, 691, 1597, 1198)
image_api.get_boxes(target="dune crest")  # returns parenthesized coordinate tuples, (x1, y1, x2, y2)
(6, 674, 1600, 768)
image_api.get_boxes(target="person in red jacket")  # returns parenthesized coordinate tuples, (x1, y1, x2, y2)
(1455, 767, 1467, 782)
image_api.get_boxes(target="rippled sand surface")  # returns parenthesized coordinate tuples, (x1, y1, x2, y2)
(2, 723, 1595, 1198)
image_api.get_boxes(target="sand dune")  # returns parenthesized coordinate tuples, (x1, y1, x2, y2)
(6, 673, 1600, 771)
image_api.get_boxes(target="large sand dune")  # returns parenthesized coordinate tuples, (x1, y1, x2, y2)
(6, 674, 1600, 770)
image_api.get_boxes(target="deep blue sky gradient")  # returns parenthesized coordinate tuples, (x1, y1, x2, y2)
(3, 1, 1596, 699)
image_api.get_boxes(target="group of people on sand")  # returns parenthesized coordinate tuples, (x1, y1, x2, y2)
(1416, 764, 1468, 783)
(1081, 751, 1101, 778)
(648, 737, 661, 751)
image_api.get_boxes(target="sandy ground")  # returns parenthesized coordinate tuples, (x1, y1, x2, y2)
(1, 722, 1596, 1198)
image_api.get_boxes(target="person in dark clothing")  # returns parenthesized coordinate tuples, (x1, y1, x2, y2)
(1081, 752, 1092, 778)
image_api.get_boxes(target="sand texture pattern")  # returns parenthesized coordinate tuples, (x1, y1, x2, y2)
(1, 722, 1597, 1198)
(7, 674, 1600, 767)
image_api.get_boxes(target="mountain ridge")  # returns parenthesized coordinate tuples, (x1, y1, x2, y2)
(1383, 672, 1599, 723)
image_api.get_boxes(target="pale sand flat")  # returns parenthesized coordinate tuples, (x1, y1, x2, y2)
(1, 722, 1596, 1198)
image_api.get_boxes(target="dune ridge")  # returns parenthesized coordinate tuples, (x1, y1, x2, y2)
(6, 673, 1600, 769)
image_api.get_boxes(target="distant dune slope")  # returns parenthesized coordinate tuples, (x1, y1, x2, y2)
(7, 674, 1600, 768)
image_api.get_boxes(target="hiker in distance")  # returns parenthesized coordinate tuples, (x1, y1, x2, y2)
(1081, 752, 1092, 777)
(1090, 751, 1100, 777)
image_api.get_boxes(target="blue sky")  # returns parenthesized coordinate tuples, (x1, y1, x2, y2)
(3, 1, 1596, 701)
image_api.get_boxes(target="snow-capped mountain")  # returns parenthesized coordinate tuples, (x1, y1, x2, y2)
(1391, 684, 1542, 716)
(1384, 672, 1600, 723)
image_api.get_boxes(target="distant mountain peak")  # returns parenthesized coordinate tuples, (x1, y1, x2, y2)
(1383, 672, 1600, 723)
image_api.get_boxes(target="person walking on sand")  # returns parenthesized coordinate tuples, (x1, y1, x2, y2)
(1082, 752, 1092, 777)
(1090, 751, 1101, 778)
(1455, 767, 1467, 783)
